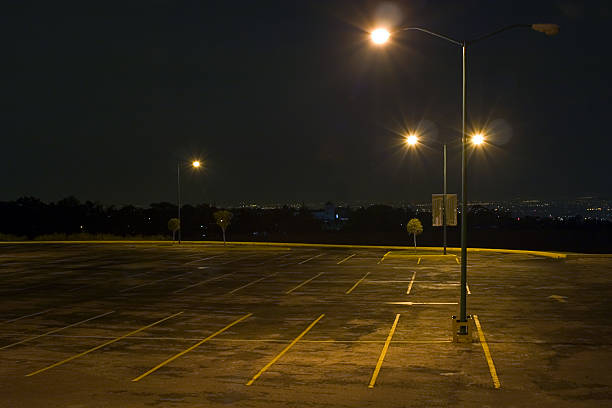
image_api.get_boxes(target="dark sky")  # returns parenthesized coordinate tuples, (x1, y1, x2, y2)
(2, 0, 611, 206)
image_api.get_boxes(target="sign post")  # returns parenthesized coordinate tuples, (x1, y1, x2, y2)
(432, 194, 457, 254)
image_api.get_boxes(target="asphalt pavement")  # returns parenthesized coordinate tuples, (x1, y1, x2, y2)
(0, 243, 611, 407)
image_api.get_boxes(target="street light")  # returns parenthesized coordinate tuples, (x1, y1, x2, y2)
(405, 133, 418, 146)
(370, 22, 558, 341)
(371, 28, 390, 45)
(177, 159, 203, 244)
(404, 132, 450, 255)
(471, 133, 485, 145)
(406, 131, 487, 255)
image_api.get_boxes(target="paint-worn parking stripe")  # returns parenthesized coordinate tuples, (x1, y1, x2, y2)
(26, 312, 183, 377)
(298, 254, 322, 264)
(173, 272, 234, 293)
(220, 254, 258, 265)
(2, 309, 54, 325)
(1, 311, 114, 350)
(286, 272, 324, 294)
(253, 253, 292, 265)
(120, 271, 192, 293)
(406, 272, 416, 294)
(67, 271, 151, 293)
(337, 254, 356, 264)
(368, 314, 400, 388)
(184, 255, 223, 265)
(473, 315, 501, 389)
(228, 273, 277, 294)
(346, 272, 370, 294)
(246, 314, 325, 385)
(132, 313, 252, 382)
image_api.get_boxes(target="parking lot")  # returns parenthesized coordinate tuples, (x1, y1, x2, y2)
(1, 243, 611, 407)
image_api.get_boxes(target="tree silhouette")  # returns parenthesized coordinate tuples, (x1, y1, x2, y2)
(406, 218, 423, 251)
(168, 218, 180, 241)
(214, 210, 233, 245)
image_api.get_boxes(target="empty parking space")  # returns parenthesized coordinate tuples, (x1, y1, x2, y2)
(0, 243, 610, 407)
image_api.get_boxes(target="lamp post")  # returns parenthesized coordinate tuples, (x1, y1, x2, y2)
(372, 23, 558, 339)
(177, 160, 201, 244)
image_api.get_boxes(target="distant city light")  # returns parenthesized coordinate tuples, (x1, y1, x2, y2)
(371, 28, 390, 44)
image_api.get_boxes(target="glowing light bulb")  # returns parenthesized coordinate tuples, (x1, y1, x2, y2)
(406, 134, 419, 145)
(472, 134, 484, 145)
(371, 28, 390, 44)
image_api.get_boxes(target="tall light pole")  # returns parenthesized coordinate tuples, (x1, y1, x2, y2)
(177, 160, 201, 244)
(371, 23, 558, 340)
(443, 143, 447, 255)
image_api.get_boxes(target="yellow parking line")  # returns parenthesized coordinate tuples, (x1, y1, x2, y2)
(1, 311, 114, 350)
(548, 295, 567, 303)
(298, 254, 322, 264)
(246, 314, 324, 385)
(406, 272, 416, 295)
(417, 257, 421, 265)
(377, 251, 391, 264)
(26, 312, 183, 377)
(286, 272, 324, 294)
(386, 302, 457, 305)
(368, 314, 400, 388)
(132, 313, 252, 382)
(346, 272, 370, 294)
(228, 273, 277, 294)
(473, 315, 501, 389)
(337, 253, 356, 264)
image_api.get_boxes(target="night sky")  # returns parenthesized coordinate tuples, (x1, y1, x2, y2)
(2, 1, 611, 206)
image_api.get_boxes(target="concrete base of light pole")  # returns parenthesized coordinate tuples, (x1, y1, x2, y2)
(451, 315, 475, 343)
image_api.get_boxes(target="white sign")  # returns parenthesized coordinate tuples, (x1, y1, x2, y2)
(432, 194, 457, 226)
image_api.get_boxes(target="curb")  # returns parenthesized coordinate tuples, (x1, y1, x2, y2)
(0, 240, 571, 259)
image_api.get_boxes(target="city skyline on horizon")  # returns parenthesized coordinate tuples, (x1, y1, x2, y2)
(4, 194, 611, 210)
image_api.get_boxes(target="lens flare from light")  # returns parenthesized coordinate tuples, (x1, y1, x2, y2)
(406, 134, 419, 146)
(192, 160, 201, 168)
(371, 28, 390, 44)
(471, 134, 485, 145)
